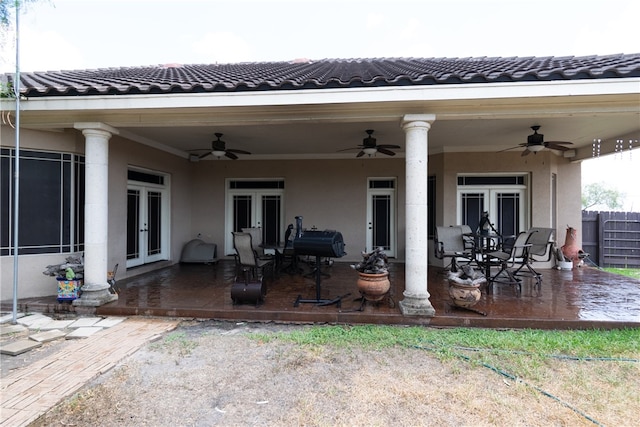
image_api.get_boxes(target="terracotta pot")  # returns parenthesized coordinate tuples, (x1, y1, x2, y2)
(357, 272, 390, 301)
(448, 280, 482, 308)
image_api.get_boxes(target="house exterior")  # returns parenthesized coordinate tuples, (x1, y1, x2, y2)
(2, 54, 639, 315)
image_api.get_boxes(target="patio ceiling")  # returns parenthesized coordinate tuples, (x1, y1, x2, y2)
(114, 112, 640, 162)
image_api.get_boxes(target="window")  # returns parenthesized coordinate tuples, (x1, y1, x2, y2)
(1, 148, 84, 255)
(457, 174, 528, 236)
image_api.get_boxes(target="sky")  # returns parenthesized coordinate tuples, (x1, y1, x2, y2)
(1, 0, 639, 210)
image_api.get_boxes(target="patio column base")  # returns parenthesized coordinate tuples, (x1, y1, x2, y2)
(399, 292, 435, 317)
(73, 283, 117, 307)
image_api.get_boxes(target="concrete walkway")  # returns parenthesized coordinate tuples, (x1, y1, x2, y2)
(1, 316, 179, 427)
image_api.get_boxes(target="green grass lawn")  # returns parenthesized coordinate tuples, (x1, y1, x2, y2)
(603, 268, 640, 280)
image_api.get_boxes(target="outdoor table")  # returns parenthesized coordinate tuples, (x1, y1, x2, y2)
(464, 232, 508, 292)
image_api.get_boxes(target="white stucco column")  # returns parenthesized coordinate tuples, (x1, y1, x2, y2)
(399, 114, 436, 317)
(73, 123, 119, 307)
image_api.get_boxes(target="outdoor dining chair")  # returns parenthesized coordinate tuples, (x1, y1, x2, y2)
(434, 226, 474, 272)
(517, 227, 555, 278)
(232, 232, 275, 281)
(486, 230, 540, 293)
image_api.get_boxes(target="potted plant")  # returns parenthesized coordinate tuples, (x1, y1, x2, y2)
(447, 264, 485, 308)
(350, 247, 390, 301)
(43, 253, 85, 303)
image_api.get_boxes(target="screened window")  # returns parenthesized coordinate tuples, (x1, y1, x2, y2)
(1, 149, 85, 255)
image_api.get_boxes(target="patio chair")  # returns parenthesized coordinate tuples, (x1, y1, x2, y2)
(515, 227, 555, 278)
(487, 230, 539, 293)
(434, 226, 474, 272)
(241, 227, 273, 260)
(232, 232, 275, 281)
(457, 224, 479, 260)
(280, 223, 302, 274)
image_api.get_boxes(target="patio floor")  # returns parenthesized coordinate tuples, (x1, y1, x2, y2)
(5, 259, 639, 330)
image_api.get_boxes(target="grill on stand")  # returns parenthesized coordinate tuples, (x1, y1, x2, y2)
(293, 228, 348, 307)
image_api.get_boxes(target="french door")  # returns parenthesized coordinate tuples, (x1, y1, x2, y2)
(366, 178, 396, 257)
(458, 188, 526, 237)
(225, 187, 284, 255)
(126, 176, 170, 268)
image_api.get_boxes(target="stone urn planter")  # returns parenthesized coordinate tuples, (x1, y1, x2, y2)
(447, 265, 486, 309)
(351, 247, 391, 302)
(356, 271, 391, 301)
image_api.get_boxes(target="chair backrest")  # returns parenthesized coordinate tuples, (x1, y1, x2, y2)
(435, 226, 466, 255)
(457, 224, 475, 249)
(241, 227, 263, 254)
(527, 227, 555, 259)
(284, 224, 294, 248)
(232, 232, 257, 267)
(510, 231, 534, 259)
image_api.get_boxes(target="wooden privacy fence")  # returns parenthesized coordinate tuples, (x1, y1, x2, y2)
(582, 211, 640, 268)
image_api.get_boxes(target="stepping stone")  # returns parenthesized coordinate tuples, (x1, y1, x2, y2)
(0, 324, 28, 336)
(65, 326, 103, 339)
(0, 312, 25, 324)
(68, 317, 102, 328)
(30, 329, 67, 343)
(94, 317, 126, 328)
(17, 314, 51, 327)
(37, 320, 75, 330)
(0, 339, 42, 356)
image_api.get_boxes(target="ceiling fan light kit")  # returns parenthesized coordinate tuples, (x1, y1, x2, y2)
(500, 125, 574, 156)
(189, 133, 251, 160)
(338, 129, 401, 158)
(528, 144, 545, 152)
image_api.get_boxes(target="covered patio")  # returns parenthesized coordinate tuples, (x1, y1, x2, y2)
(7, 259, 639, 330)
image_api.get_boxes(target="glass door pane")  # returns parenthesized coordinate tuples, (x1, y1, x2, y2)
(233, 195, 252, 232)
(147, 190, 162, 256)
(495, 192, 520, 238)
(372, 194, 391, 250)
(127, 188, 141, 261)
(261, 194, 281, 246)
(461, 192, 486, 232)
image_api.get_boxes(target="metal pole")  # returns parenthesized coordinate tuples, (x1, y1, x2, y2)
(11, 1, 21, 324)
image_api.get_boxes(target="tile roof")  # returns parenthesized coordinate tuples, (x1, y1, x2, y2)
(4, 54, 640, 98)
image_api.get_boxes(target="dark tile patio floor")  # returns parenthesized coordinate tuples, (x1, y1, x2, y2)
(5, 259, 639, 330)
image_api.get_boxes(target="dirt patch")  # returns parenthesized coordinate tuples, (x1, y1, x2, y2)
(30, 320, 638, 426)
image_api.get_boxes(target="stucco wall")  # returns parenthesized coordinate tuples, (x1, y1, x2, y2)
(0, 127, 194, 298)
(189, 158, 406, 264)
(1, 126, 583, 299)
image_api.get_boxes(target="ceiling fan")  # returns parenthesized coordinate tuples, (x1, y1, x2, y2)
(339, 129, 401, 157)
(501, 125, 573, 156)
(191, 133, 251, 160)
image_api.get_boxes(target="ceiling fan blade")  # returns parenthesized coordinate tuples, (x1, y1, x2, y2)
(521, 148, 531, 156)
(337, 146, 362, 152)
(226, 149, 251, 155)
(498, 145, 524, 153)
(545, 142, 572, 151)
(377, 144, 401, 149)
(356, 150, 366, 158)
(199, 152, 212, 159)
(225, 151, 239, 160)
(377, 147, 396, 156)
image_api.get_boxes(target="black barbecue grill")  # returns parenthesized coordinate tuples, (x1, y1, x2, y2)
(293, 230, 346, 258)
(293, 229, 348, 307)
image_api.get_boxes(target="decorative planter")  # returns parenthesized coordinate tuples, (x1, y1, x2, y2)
(448, 280, 482, 308)
(357, 272, 391, 301)
(57, 278, 82, 303)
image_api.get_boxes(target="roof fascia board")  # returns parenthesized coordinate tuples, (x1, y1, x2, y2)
(5, 78, 639, 113)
